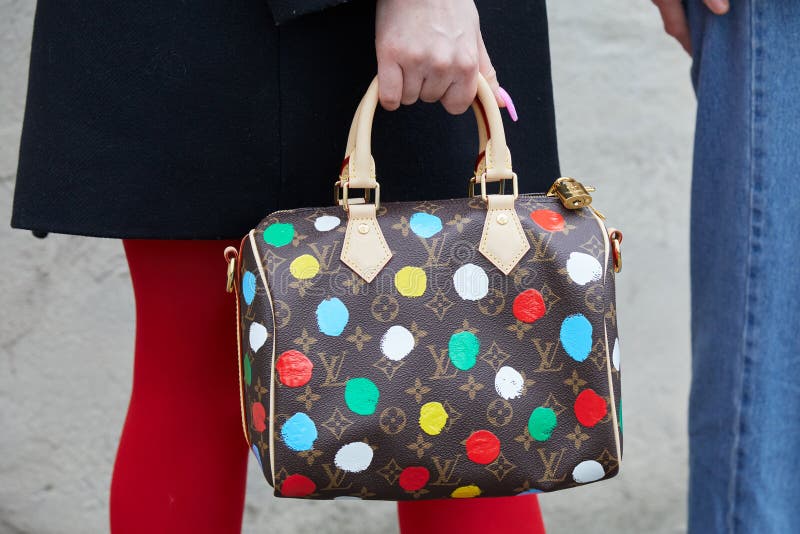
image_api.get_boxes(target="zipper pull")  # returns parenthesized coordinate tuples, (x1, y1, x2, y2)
(224, 246, 238, 294)
(546, 177, 605, 219)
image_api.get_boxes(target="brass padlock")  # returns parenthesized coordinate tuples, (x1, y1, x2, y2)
(547, 177, 596, 210)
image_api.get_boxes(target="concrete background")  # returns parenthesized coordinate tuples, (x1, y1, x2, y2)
(0, 1, 695, 532)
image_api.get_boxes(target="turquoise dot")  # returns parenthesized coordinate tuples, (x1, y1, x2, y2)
(263, 223, 294, 247)
(448, 331, 480, 371)
(517, 489, 542, 495)
(619, 399, 623, 433)
(560, 314, 593, 362)
(409, 212, 443, 238)
(316, 297, 349, 336)
(345, 377, 380, 415)
(281, 412, 318, 451)
(251, 444, 263, 469)
(242, 271, 256, 305)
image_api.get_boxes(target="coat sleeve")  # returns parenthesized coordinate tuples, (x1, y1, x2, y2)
(266, 0, 358, 24)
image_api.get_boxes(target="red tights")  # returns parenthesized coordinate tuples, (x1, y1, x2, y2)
(111, 239, 545, 534)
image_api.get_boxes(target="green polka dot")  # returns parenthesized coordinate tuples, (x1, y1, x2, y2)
(344, 377, 380, 415)
(263, 223, 294, 247)
(243, 353, 252, 386)
(448, 331, 479, 371)
(528, 407, 557, 441)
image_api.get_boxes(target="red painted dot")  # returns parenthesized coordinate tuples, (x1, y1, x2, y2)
(574, 389, 608, 428)
(276, 350, 313, 387)
(281, 474, 316, 497)
(465, 430, 501, 464)
(530, 209, 565, 232)
(512, 289, 546, 323)
(399, 466, 430, 491)
(251, 402, 267, 432)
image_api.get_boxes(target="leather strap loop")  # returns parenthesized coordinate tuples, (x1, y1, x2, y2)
(345, 74, 513, 190)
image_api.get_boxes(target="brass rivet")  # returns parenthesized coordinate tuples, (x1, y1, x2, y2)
(358, 223, 370, 234)
(497, 213, 509, 225)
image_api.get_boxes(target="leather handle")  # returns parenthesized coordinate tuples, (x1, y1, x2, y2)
(345, 73, 512, 189)
(344, 96, 490, 166)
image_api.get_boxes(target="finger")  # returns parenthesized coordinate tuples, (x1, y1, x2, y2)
(477, 33, 505, 108)
(440, 71, 478, 115)
(377, 60, 403, 111)
(703, 0, 730, 15)
(419, 74, 452, 104)
(400, 67, 424, 106)
(654, 1, 692, 54)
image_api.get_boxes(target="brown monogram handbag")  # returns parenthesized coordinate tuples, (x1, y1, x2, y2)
(224, 74, 624, 500)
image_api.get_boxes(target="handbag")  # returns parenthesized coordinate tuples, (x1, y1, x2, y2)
(224, 73, 624, 500)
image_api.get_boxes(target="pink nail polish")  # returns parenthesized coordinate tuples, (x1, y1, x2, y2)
(498, 86, 518, 122)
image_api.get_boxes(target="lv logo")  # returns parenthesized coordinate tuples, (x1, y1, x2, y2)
(532, 338, 564, 373)
(536, 448, 568, 483)
(320, 463, 353, 491)
(420, 235, 451, 269)
(525, 229, 557, 263)
(429, 455, 462, 486)
(308, 241, 342, 275)
(427, 345, 459, 380)
(318, 352, 349, 387)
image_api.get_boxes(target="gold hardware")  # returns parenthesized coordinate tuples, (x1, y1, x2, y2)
(224, 246, 238, 293)
(468, 172, 518, 201)
(335, 180, 379, 211)
(358, 223, 370, 234)
(497, 213, 508, 225)
(608, 228, 623, 273)
(547, 177, 595, 210)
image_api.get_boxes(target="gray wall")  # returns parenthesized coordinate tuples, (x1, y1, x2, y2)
(0, 1, 694, 532)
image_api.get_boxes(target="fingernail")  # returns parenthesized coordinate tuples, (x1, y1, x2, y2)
(710, 0, 729, 14)
(498, 86, 518, 122)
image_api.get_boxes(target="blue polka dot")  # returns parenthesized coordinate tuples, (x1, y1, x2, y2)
(242, 271, 256, 305)
(517, 489, 542, 495)
(409, 212, 443, 238)
(560, 314, 593, 362)
(251, 444, 263, 469)
(316, 297, 349, 336)
(281, 412, 318, 451)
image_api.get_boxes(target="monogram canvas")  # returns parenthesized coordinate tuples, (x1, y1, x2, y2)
(234, 192, 622, 501)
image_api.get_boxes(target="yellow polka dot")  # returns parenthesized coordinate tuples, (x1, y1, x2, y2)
(395, 266, 427, 297)
(451, 485, 481, 498)
(290, 254, 320, 280)
(419, 401, 448, 435)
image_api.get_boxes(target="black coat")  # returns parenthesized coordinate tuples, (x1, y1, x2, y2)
(11, 0, 559, 239)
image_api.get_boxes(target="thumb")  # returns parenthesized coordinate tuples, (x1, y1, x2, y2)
(478, 33, 505, 108)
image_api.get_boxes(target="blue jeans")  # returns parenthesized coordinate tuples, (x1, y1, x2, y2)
(686, 1, 800, 532)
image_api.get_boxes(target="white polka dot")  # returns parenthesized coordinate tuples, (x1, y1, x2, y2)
(381, 325, 415, 361)
(495, 366, 524, 400)
(572, 460, 605, 483)
(334, 442, 373, 473)
(566, 252, 602, 285)
(314, 215, 341, 232)
(453, 263, 489, 301)
(249, 322, 268, 352)
(612, 337, 621, 370)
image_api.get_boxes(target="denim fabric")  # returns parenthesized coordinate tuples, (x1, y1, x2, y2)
(686, 1, 800, 532)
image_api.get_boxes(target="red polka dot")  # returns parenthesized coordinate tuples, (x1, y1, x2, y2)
(399, 466, 430, 491)
(251, 402, 267, 432)
(512, 289, 546, 323)
(276, 350, 313, 387)
(465, 430, 501, 464)
(530, 209, 565, 232)
(281, 474, 316, 497)
(574, 389, 608, 427)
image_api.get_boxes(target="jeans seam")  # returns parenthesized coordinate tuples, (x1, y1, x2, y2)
(728, 1, 765, 532)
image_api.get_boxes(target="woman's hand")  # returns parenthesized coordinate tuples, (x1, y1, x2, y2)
(652, 0, 730, 54)
(375, 0, 504, 115)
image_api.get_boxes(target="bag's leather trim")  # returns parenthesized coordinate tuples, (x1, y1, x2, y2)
(340, 203, 393, 282)
(590, 209, 622, 463)
(249, 229, 277, 488)
(233, 236, 250, 448)
(478, 194, 530, 274)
